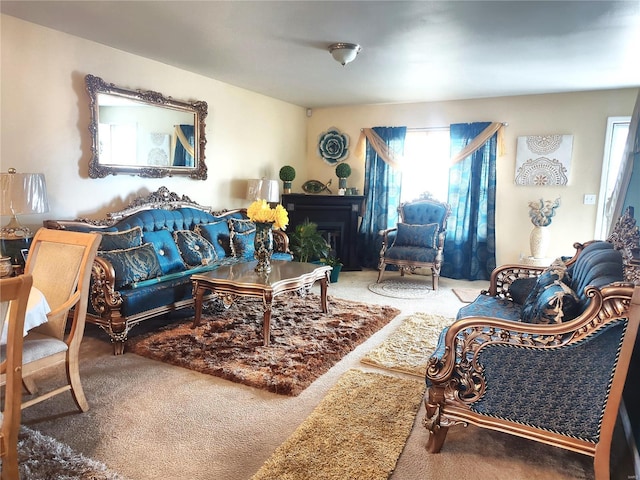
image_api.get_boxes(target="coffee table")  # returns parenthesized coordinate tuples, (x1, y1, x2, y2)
(191, 260, 332, 346)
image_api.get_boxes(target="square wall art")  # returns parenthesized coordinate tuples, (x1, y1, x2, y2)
(515, 134, 573, 186)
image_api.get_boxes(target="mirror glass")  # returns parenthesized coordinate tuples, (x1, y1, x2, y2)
(86, 74, 208, 179)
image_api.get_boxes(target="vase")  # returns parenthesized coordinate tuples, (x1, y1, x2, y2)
(529, 225, 550, 259)
(282, 181, 292, 194)
(254, 222, 274, 273)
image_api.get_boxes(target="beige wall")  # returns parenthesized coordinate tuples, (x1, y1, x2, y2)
(306, 89, 638, 264)
(0, 15, 307, 228)
(3, 15, 637, 267)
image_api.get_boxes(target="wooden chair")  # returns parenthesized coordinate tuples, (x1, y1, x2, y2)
(15, 229, 100, 412)
(0, 274, 33, 480)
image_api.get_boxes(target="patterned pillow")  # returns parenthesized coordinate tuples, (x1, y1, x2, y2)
(99, 226, 143, 251)
(508, 277, 538, 304)
(98, 243, 162, 289)
(521, 257, 579, 324)
(195, 221, 232, 259)
(143, 229, 186, 274)
(229, 218, 256, 258)
(173, 230, 217, 267)
(521, 281, 581, 324)
(394, 223, 439, 249)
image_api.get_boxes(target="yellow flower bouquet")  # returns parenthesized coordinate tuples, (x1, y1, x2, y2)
(247, 199, 289, 230)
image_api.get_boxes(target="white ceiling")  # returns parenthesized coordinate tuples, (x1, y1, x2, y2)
(2, 1, 640, 108)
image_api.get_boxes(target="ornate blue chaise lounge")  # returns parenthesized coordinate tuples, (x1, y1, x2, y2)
(423, 237, 639, 480)
(45, 187, 292, 354)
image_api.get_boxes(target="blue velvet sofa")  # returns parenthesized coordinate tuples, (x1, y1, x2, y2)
(45, 187, 291, 354)
(422, 239, 639, 479)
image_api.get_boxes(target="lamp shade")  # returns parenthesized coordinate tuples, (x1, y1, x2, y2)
(0, 171, 49, 215)
(246, 178, 280, 203)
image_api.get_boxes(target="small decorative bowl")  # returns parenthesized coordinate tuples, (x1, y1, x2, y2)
(0, 256, 13, 278)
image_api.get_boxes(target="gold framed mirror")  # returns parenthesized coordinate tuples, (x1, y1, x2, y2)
(85, 74, 208, 180)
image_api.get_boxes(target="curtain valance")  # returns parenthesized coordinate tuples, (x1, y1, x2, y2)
(355, 128, 403, 169)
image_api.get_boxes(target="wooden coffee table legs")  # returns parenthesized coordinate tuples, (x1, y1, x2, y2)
(191, 272, 330, 346)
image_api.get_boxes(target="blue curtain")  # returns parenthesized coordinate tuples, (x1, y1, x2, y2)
(174, 125, 195, 167)
(442, 122, 497, 280)
(358, 126, 406, 268)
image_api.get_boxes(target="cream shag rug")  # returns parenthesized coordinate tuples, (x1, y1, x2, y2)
(2, 426, 126, 479)
(360, 312, 454, 377)
(367, 277, 438, 299)
(251, 369, 424, 480)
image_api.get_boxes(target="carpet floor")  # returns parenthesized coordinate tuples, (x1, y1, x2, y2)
(251, 369, 425, 480)
(128, 293, 400, 396)
(452, 287, 483, 303)
(360, 312, 454, 377)
(19, 271, 613, 480)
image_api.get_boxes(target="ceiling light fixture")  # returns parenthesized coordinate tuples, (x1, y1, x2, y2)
(328, 43, 361, 66)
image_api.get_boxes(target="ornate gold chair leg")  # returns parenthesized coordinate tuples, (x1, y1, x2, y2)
(377, 264, 386, 283)
(423, 393, 449, 453)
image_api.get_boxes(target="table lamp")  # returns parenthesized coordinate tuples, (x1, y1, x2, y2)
(246, 178, 280, 205)
(1, 168, 50, 240)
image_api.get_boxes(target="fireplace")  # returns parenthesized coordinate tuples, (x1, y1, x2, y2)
(282, 194, 364, 271)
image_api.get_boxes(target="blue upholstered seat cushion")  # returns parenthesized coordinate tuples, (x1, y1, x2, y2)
(173, 230, 218, 266)
(521, 257, 580, 324)
(456, 294, 523, 321)
(194, 221, 232, 259)
(142, 229, 186, 274)
(98, 243, 162, 289)
(229, 218, 256, 259)
(99, 226, 143, 251)
(384, 245, 438, 263)
(394, 222, 439, 249)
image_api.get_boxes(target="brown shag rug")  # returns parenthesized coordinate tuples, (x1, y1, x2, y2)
(128, 294, 400, 396)
(1, 426, 126, 479)
(251, 369, 425, 479)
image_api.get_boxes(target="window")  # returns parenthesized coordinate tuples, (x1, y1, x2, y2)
(595, 117, 631, 239)
(400, 129, 450, 202)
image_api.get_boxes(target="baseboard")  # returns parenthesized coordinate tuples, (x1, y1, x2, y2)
(620, 400, 640, 478)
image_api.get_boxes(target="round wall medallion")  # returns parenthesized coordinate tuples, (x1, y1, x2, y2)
(318, 127, 349, 164)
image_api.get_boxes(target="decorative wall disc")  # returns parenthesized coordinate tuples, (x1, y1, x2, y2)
(317, 127, 349, 164)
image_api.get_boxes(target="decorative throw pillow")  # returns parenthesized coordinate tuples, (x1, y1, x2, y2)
(508, 277, 538, 304)
(195, 221, 232, 259)
(98, 243, 162, 289)
(143, 229, 186, 274)
(394, 223, 439, 249)
(173, 230, 217, 267)
(521, 257, 578, 323)
(521, 281, 581, 324)
(99, 226, 143, 251)
(228, 218, 257, 258)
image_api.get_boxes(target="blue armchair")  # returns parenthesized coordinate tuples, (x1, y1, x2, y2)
(377, 193, 451, 290)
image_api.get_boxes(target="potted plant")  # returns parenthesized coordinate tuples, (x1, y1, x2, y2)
(321, 254, 343, 283)
(288, 219, 330, 263)
(335, 163, 352, 192)
(279, 166, 296, 194)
